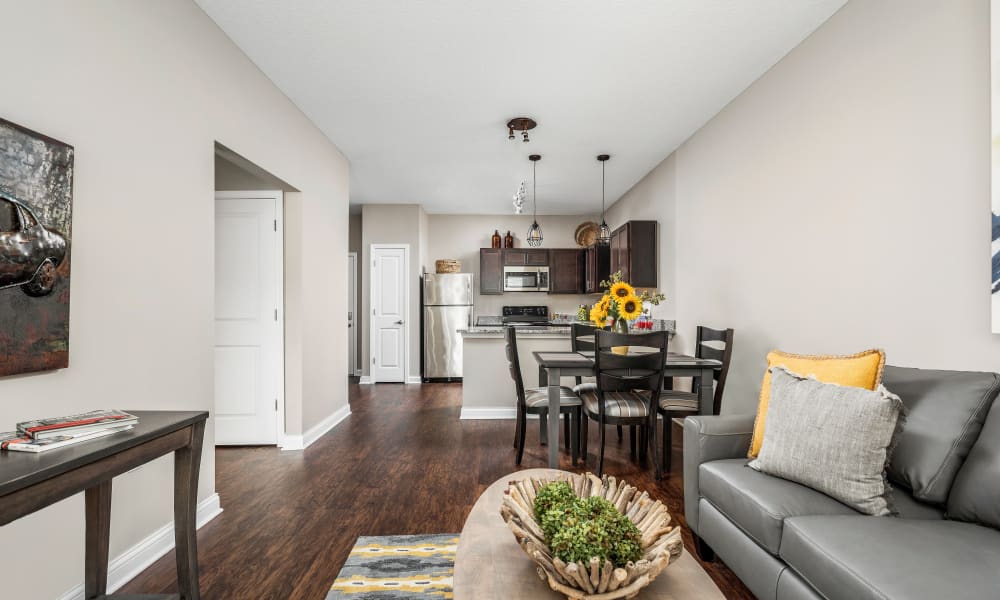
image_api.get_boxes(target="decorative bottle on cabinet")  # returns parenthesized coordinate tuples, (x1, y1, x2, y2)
(504, 231, 514, 248)
(491, 230, 501, 249)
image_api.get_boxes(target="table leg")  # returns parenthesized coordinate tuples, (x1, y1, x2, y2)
(84, 479, 112, 599)
(175, 420, 206, 600)
(547, 367, 561, 468)
(698, 367, 714, 415)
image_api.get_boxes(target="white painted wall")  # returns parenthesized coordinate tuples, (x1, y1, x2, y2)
(361, 204, 423, 379)
(605, 0, 995, 415)
(0, 1, 349, 596)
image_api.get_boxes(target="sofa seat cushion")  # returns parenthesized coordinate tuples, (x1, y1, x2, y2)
(780, 516, 1000, 600)
(699, 458, 856, 555)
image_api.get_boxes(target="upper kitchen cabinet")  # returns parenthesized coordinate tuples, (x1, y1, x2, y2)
(503, 248, 548, 266)
(584, 244, 611, 293)
(610, 221, 657, 288)
(549, 248, 584, 294)
(479, 248, 503, 295)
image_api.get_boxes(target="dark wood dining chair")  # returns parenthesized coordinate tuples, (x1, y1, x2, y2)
(504, 326, 581, 466)
(580, 329, 669, 479)
(570, 324, 630, 446)
(657, 326, 734, 472)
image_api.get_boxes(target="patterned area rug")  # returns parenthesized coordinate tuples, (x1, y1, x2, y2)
(326, 534, 459, 599)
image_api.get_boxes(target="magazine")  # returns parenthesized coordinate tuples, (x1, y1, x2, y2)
(17, 409, 138, 440)
(1, 425, 132, 453)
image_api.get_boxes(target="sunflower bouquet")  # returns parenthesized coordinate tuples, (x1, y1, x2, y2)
(589, 271, 666, 331)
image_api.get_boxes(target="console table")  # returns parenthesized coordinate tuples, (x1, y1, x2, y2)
(0, 410, 209, 600)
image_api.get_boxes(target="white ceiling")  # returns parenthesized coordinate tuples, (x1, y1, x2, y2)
(196, 0, 845, 215)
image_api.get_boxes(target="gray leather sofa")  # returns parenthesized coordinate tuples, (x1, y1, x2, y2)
(683, 365, 1000, 600)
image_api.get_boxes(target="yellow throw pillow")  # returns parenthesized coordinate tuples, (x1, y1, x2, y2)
(748, 349, 886, 458)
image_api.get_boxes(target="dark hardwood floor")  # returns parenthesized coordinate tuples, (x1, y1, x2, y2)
(120, 380, 753, 599)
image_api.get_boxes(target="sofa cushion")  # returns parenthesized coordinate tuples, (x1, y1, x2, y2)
(884, 366, 1000, 504)
(750, 367, 903, 516)
(699, 458, 856, 555)
(947, 400, 1000, 529)
(893, 488, 944, 520)
(750, 348, 885, 457)
(780, 516, 1000, 600)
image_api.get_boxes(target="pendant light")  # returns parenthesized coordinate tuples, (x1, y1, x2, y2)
(596, 154, 612, 245)
(526, 154, 543, 247)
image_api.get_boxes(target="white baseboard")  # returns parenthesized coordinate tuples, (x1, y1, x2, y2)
(460, 407, 517, 420)
(280, 404, 351, 452)
(303, 404, 351, 448)
(358, 375, 373, 384)
(279, 433, 304, 451)
(57, 493, 223, 600)
(406, 376, 423, 384)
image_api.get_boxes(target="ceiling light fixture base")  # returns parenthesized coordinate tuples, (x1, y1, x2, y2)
(508, 117, 538, 142)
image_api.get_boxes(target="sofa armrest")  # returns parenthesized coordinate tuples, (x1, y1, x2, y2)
(683, 414, 755, 536)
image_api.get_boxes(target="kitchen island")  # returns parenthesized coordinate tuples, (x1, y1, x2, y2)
(459, 319, 675, 419)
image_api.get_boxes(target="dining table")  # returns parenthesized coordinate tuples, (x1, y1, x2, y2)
(533, 349, 721, 469)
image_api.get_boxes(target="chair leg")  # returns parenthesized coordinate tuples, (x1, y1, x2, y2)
(539, 413, 548, 446)
(580, 414, 589, 466)
(571, 409, 580, 466)
(650, 416, 661, 481)
(564, 413, 570, 452)
(515, 409, 527, 466)
(661, 413, 671, 474)
(598, 419, 607, 477)
(514, 406, 522, 449)
(617, 425, 623, 441)
(629, 426, 637, 460)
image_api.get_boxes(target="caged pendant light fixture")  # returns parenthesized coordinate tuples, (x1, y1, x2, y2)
(526, 154, 543, 247)
(596, 154, 612, 245)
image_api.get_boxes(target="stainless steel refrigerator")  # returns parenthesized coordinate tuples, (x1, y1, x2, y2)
(422, 273, 473, 380)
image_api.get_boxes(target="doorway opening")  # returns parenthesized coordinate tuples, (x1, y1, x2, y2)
(214, 144, 298, 446)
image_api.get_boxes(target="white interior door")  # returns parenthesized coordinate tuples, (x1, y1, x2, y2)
(371, 245, 408, 383)
(348, 252, 357, 376)
(215, 192, 283, 445)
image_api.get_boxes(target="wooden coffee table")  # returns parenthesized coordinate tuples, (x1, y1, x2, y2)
(454, 468, 724, 599)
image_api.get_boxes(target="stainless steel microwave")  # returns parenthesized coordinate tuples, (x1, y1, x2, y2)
(503, 266, 549, 292)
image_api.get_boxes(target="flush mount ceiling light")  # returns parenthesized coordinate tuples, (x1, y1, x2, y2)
(596, 154, 612, 245)
(507, 117, 537, 143)
(526, 154, 543, 246)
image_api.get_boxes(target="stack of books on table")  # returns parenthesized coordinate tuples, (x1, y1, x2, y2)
(0, 409, 138, 453)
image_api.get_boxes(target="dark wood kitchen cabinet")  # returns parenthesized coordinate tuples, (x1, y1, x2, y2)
(503, 249, 548, 266)
(610, 221, 657, 288)
(480, 248, 503, 295)
(549, 249, 585, 294)
(584, 244, 611, 293)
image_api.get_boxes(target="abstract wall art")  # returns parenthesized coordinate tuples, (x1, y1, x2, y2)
(993, 1, 1000, 332)
(0, 118, 73, 376)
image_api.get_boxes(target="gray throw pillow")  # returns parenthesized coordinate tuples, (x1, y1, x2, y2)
(749, 367, 904, 516)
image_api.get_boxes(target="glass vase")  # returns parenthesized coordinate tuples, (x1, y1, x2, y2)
(612, 317, 629, 355)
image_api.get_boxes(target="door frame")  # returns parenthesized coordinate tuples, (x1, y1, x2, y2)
(214, 190, 286, 446)
(348, 251, 358, 376)
(369, 243, 410, 384)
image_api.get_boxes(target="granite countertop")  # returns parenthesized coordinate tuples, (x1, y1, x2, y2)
(461, 317, 676, 339)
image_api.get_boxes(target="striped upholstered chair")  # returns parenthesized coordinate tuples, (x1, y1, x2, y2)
(656, 326, 734, 473)
(579, 329, 669, 478)
(504, 326, 581, 466)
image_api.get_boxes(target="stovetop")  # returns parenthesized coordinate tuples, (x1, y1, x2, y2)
(501, 305, 549, 324)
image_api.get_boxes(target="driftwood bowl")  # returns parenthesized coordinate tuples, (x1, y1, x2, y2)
(500, 472, 683, 600)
